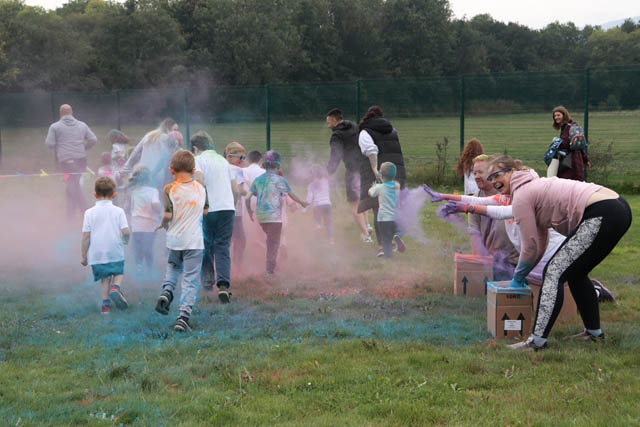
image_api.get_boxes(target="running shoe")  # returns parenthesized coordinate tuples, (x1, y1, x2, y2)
(568, 329, 605, 342)
(592, 279, 616, 303)
(101, 304, 111, 315)
(109, 286, 129, 310)
(155, 290, 173, 315)
(507, 337, 547, 351)
(393, 235, 406, 253)
(174, 316, 192, 332)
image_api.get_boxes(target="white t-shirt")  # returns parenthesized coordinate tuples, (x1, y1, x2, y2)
(82, 200, 129, 265)
(307, 177, 332, 206)
(230, 164, 245, 216)
(163, 180, 208, 250)
(243, 163, 265, 187)
(129, 186, 160, 232)
(195, 150, 235, 212)
(464, 171, 479, 195)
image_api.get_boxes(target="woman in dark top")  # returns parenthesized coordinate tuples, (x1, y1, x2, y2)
(552, 106, 590, 181)
(357, 106, 406, 252)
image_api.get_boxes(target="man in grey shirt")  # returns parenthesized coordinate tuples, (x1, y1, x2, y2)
(45, 104, 97, 217)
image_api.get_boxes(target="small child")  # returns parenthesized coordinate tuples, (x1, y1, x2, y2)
(155, 149, 209, 332)
(108, 130, 130, 205)
(125, 166, 161, 272)
(307, 164, 334, 244)
(245, 150, 307, 276)
(97, 152, 112, 178)
(81, 177, 130, 314)
(225, 141, 248, 270)
(368, 162, 405, 258)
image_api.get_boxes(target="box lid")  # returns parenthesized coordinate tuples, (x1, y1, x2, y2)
(486, 280, 532, 296)
(454, 253, 493, 265)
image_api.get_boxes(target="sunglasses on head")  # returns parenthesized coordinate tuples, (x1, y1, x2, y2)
(229, 153, 246, 160)
(486, 168, 511, 182)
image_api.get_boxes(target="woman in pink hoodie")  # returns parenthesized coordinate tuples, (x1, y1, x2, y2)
(486, 156, 632, 350)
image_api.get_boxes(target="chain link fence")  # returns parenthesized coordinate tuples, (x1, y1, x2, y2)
(1, 66, 639, 187)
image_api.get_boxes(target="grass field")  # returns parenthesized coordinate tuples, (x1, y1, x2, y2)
(0, 153, 639, 427)
(2, 111, 639, 187)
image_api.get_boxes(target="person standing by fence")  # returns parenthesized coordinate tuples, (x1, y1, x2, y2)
(45, 104, 97, 218)
(551, 106, 591, 181)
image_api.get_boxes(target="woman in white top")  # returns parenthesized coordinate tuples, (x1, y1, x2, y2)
(456, 138, 483, 195)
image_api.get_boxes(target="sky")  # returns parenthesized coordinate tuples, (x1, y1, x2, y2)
(22, 0, 640, 30)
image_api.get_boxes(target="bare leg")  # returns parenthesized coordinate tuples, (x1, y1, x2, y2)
(112, 274, 124, 288)
(350, 200, 369, 236)
(101, 277, 111, 301)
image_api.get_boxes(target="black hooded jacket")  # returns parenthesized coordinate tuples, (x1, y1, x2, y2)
(327, 120, 364, 174)
(357, 117, 406, 211)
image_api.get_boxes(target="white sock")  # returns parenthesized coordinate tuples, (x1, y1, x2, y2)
(587, 328, 602, 337)
(530, 334, 547, 347)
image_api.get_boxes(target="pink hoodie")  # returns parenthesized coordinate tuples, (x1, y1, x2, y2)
(510, 169, 601, 269)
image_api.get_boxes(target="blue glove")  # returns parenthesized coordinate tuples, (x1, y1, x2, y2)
(508, 277, 527, 288)
(422, 184, 443, 202)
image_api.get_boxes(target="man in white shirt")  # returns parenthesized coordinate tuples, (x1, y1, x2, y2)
(191, 131, 238, 303)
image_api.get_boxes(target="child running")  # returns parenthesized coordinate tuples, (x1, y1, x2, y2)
(245, 150, 307, 276)
(367, 162, 405, 258)
(225, 141, 248, 270)
(125, 166, 161, 273)
(155, 149, 209, 332)
(307, 164, 334, 244)
(81, 177, 130, 314)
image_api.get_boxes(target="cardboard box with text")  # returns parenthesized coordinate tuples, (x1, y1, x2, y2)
(487, 281, 533, 339)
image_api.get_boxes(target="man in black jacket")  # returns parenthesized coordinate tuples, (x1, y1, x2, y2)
(326, 109, 372, 243)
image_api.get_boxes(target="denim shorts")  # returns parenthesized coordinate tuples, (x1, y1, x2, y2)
(91, 260, 125, 281)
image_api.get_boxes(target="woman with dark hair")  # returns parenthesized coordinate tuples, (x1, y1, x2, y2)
(456, 138, 484, 195)
(357, 106, 406, 255)
(486, 155, 631, 350)
(551, 106, 590, 181)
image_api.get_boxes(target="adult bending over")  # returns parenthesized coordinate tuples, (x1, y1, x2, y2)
(45, 104, 97, 217)
(357, 106, 406, 250)
(487, 156, 631, 350)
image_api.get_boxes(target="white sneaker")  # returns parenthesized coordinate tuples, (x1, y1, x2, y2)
(361, 234, 373, 243)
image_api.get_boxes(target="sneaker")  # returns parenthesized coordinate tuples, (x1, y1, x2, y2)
(393, 235, 406, 253)
(507, 337, 548, 351)
(592, 279, 616, 303)
(376, 249, 385, 258)
(174, 316, 192, 332)
(568, 329, 605, 342)
(101, 304, 111, 314)
(109, 286, 129, 310)
(366, 224, 373, 233)
(155, 290, 173, 315)
(218, 289, 232, 304)
(361, 234, 373, 244)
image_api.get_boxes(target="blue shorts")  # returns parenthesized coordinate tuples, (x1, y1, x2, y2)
(91, 260, 124, 282)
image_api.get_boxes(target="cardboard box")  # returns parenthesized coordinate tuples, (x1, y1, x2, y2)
(528, 281, 579, 322)
(454, 254, 493, 297)
(487, 281, 533, 339)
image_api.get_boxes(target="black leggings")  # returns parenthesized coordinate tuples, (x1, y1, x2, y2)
(533, 197, 632, 338)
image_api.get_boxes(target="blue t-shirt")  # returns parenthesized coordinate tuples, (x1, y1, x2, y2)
(249, 171, 292, 223)
(368, 181, 398, 222)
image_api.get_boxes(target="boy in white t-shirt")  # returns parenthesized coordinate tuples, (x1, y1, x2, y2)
(155, 150, 209, 332)
(225, 141, 248, 271)
(125, 166, 161, 272)
(191, 132, 238, 303)
(81, 177, 131, 314)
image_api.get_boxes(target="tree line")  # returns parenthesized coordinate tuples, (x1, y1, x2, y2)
(0, 0, 639, 92)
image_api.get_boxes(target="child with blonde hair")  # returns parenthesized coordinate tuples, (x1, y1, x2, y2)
(225, 141, 248, 270)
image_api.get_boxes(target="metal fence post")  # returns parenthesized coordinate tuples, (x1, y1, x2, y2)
(459, 74, 465, 153)
(116, 90, 121, 131)
(584, 67, 590, 141)
(355, 79, 361, 122)
(265, 84, 271, 151)
(184, 88, 191, 151)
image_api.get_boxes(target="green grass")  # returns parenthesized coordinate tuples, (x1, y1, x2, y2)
(0, 176, 639, 425)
